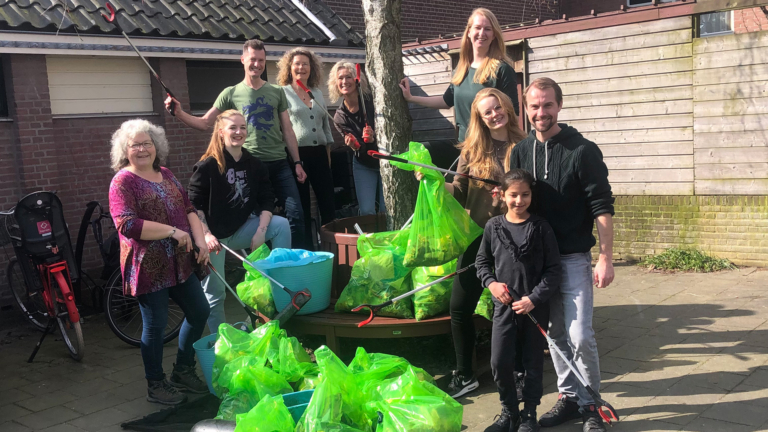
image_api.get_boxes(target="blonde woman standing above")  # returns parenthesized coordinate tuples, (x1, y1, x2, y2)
(400, 8, 519, 143)
(277, 48, 336, 247)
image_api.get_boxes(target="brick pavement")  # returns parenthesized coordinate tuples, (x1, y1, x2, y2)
(1, 265, 767, 431)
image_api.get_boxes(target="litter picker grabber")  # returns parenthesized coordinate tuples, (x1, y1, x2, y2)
(505, 287, 619, 425)
(352, 264, 475, 327)
(101, 2, 177, 116)
(368, 150, 501, 187)
(355, 63, 373, 143)
(295, 79, 334, 121)
(218, 244, 311, 327)
(191, 245, 260, 328)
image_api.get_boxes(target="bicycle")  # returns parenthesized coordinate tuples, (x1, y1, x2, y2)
(1, 191, 84, 361)
(75, 201, 184, 347)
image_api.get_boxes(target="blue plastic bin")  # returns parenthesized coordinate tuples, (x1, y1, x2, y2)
(192, 333, 218, 396)
(282, 389, 314, 422)
(254, 249, 334, 315)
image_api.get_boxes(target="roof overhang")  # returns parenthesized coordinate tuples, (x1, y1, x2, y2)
(0, 31, 366, 61)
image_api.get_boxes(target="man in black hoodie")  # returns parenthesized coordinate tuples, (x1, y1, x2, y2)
(509, 77, 615, 432)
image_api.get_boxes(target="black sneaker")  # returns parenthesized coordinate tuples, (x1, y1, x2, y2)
(484, 407, 514, 432)
(518, 409, 539, 432)
(170, 362, 208, 394)
(538, 394, 580, 427)
(515, 372, 525, 401)
(447, 370, 480, 399)
(582, 405, 607, 432)
(147, 378, 188, 405)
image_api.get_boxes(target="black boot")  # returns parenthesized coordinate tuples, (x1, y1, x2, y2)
(518, 407, 539, 432)
(484, 406, 519, 432)
(538, 394, 580, 427)
(582, 405, 607, 432)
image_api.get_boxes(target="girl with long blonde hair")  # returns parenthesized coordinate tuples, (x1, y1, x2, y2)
(399, 8, 519, 142)
(187, 109, 291, 333)
(415, 88, 526, 400)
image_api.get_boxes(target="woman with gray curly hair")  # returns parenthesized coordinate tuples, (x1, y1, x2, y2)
(277, 47, 336, 247)
(108, 119, 210, 406)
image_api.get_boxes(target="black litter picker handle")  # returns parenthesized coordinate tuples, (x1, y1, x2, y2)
(503, 287, 619, 425)
(368, 151, 501, 187)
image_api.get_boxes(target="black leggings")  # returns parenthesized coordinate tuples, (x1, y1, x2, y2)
(451, 236, 524, 376)
(296, 145, 336, 249)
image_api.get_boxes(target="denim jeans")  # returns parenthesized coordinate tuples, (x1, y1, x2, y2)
(548, 252, 600, 408)
(137, 275, 210, 381)
(264, 159, 305, 248)
(352, 158, 386, 216)
(202, 214, 291, 333)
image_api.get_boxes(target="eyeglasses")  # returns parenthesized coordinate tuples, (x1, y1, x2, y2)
(481, 105, 505, 119)
(128, 141, 155, 151)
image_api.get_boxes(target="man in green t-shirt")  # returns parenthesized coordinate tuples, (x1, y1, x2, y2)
(167, 39, 308, 249)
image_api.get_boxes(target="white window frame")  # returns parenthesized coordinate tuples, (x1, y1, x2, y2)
(699, 10, 735, 37)
(627, 0, 677, 7)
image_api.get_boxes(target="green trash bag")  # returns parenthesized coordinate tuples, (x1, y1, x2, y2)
(390, 142, 483, 268)
(296, 347, 372, 432)
(412, 259, 456, 321)
(234, 394, 296, 432)
(212, 321, 284, 394)
(373, 366, 463, 432)
(235, 244, 276, 318)
(475, 288, 494, 321)
(298, 374, 321, 391)
(275, 336, 316, 383)
(335, 231, 415, 319)
(215, 355, 293, 421)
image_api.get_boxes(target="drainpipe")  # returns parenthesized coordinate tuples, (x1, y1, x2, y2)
(290, 0, 337, 42)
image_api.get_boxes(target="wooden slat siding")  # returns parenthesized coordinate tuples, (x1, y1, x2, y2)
(47, 55, 152, 115)
(696, 163, 768, 180)
(610, 169, 694, 182)
(528, 29, 692, 61)
(695, 46, 768, 70)
(529, 58, 692, 84)
(559, 100, 692, 122)
(694, 114, 767, 133)
(694, 97, 768, 117)
(694, 82, 768, 102)
(407, 82, 450, 97)
(588, 128, 693, 144)
(694, 131, 768, 148)
(694, 30, 768, 54)
(559, 72, 692, 96)
(567, 114, 693, 132)
(693, 64, 768, 86)
(564, 86, 692, 108)
(406, 71, 452, 86)
(409, 108, 454, 120)
(612, 183, 694, 195)
(403, 59, 451, 76)
(599, 142, 693, 157)
(527, 16, 691, 49)
(403, 57, 455, 140)
(529, 44, 692, 74)
(412, 117, 456, 131)
(694, 147, 768, 164)
(604, 155, 693, 170)
(695, 180, 768, 195)
(412, 129, 456, 141)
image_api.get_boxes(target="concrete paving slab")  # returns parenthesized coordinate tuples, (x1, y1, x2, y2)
(699, 399, 768, 427)
(66, 407, 137, 432)
(14, 405, 81, 430)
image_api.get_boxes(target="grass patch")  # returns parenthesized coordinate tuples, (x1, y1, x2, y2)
(640, 248, 736, 272)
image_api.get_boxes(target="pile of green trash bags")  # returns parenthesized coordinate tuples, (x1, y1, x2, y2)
(475, 288, 495, 321)
(235, 245, 277, 318)
(295, 346, 462, 432)
(336, 142, 482, 321)
(212, 321, 319, 421)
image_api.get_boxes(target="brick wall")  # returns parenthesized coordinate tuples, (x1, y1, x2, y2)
(323, 0, 559, 41)
(734, 7, 768, 33)
(609, 196, 768, 267)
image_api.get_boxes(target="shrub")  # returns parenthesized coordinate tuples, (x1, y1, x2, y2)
(640, 248, 736, 272)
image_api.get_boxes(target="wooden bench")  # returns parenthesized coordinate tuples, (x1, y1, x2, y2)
(284, 304, 490, 353)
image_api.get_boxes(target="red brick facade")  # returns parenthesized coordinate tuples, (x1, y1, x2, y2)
(324, 0, 559, 41)
(734, 7, 768, 33)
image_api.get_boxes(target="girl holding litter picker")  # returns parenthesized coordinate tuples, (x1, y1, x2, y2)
(475, 169, 562, 432)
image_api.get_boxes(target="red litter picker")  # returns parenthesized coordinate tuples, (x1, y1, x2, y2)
(368, 150, 501, 187)
(355, 63, 373, 144)
(101, 2, 177, 115)
(505, 287, 619, 426)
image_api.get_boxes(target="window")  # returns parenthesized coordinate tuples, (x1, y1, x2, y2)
(628, 0, 676, 7)
(700, 11, 733, 36)
(46, 56, 153, 116)
(186, 60, 245, 112)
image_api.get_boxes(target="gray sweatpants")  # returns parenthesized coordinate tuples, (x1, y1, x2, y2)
(548, 251, 601, 409)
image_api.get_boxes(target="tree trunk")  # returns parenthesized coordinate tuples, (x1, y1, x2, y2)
(362, 0, 417, 230)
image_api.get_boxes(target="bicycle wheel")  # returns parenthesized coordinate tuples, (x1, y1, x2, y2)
(6, 257, 48, 331)
(103, 269, 184, 347)
(52, 277, 84, 361)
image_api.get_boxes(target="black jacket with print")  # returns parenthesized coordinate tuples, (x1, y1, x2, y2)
(188, 149, 275, 239)
(476, 214, 561, 313)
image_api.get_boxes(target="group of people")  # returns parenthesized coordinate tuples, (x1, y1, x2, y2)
(107, 6, 614, 432)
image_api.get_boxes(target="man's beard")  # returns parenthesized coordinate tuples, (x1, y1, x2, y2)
(532, 115, 555, 133)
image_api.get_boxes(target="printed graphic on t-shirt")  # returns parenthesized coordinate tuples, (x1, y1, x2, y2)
(242, 96, 275, 132)
(226, 168, 250, 208)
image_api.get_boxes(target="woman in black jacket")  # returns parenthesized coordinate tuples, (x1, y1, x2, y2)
(188, 109, 291, 333)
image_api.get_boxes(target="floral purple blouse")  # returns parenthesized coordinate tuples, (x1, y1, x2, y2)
(109, 167, 196, 297)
